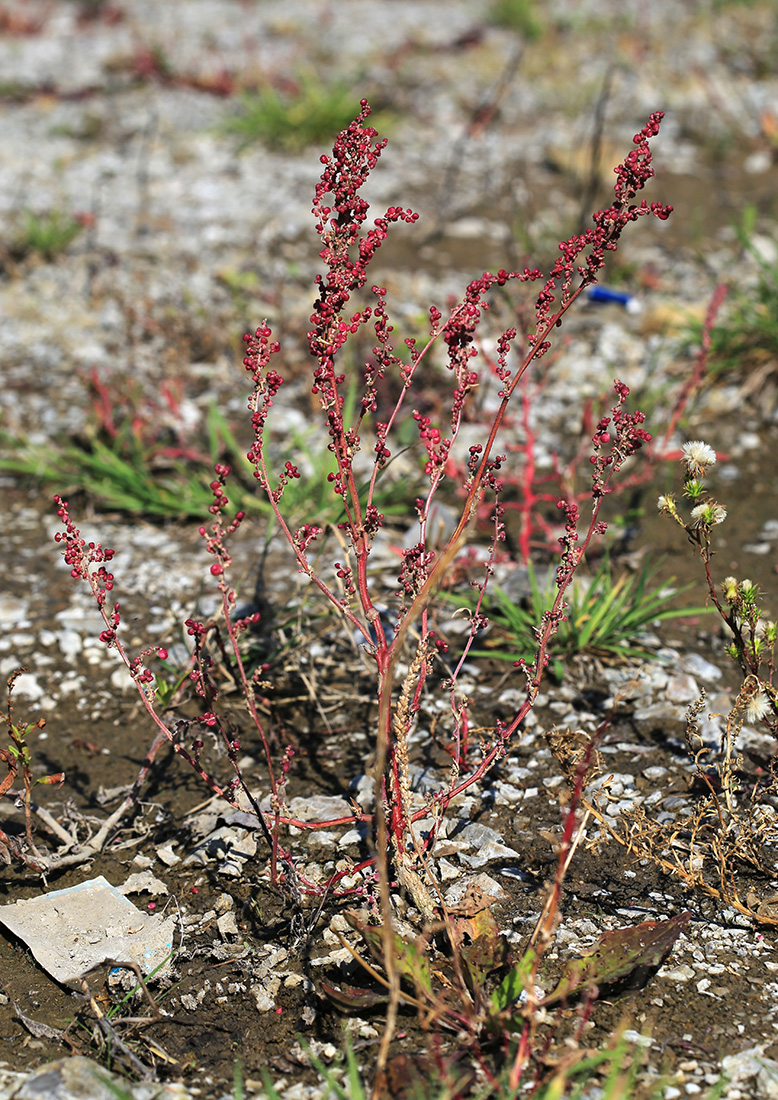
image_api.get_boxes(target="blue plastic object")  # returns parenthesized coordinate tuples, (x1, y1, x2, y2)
(586, 285, 641, 313)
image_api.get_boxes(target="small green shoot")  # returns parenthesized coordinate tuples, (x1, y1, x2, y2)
(152, 665, 191, 711)
(105, 952, 176, 1022)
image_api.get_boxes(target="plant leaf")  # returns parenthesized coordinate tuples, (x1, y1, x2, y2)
(344, 911, 432, 993)
(318, 979, 389, 1012)
(542, 910, 691, 1007)
(458, 908, 504, 991)
(490, 944, 537, 1013)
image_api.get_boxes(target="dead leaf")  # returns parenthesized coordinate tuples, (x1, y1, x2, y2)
(13, 1003, 66, 1042)
(447, 883, 494, 917)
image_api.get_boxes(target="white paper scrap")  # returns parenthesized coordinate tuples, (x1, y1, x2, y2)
(0, 875, 175, 983)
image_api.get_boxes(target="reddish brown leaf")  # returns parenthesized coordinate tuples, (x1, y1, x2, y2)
(318, 979, 389, 1011)
(543, 910, 692, 1007)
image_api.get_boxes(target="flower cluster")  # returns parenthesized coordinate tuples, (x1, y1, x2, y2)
(307, 103, 420, 515)
(657, 440, 726, 535)
(53, 496, 115, 587)
(197, 463, 246, 587)
(243, 325, 283, 496)
(53, 498, 168, 701)
(661, 444, 777, 732)
(528, 113, 672, 358)
(54, 497, 121, 643)
(720, 576, 777, 685)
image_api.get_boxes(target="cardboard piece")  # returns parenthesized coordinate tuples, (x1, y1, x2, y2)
(0, 875, 176, 984)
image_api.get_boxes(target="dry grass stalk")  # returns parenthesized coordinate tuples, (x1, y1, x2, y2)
(584, 684, 778, 926)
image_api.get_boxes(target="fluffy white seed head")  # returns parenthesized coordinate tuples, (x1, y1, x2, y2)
(682, 441, 717, 478)
(690, 502, 727, 527)
(745, 690, 771, 724)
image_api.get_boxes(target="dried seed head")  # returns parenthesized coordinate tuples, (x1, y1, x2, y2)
(681, 440, 716, 478)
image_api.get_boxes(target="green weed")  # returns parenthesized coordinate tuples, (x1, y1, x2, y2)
(314, 908, 691, 1099)
(16, 209, 82, 260)
(224, 73, 363, 152)
(258, 1032, 719, 1100)
(449, 556, 708, 680)
(1, 672, 64, 860)
(1, 416, 233, 519)
(0, 401, 407, 526)
(488, 0, 544, 38)
(689, 206, 778, 379)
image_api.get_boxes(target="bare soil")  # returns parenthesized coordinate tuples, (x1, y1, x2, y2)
(1, 479, 777, 1097)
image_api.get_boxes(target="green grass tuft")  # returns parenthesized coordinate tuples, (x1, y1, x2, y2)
(688, 206, 778, 380)
(488, 0, 544, 38)
(16, 209, 82, 260)
(449, 555, 710, 680)
(224, 73, 364, 152)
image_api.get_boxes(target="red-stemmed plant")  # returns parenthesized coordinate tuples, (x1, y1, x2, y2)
(49, 100, 673, 1077)
(50, 101, 671, 963)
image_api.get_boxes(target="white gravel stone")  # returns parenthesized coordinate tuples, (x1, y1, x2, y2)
(56, 628, 83, 659)
(253, 984, 277, 1012)
(493, 781, 524, 803)
(665, 674, 699, 703)
(436, 858, 460, 881)
(287, 795, 352, 822)
(721, 1048, 778, 1099)
(445, 873, 505, 907)
(680, 653, 722, 681)
(622, 1029, 653, 1047)
(217, 911, 239, 938)
(464, 838, 521, 866)
(659, 964, 695, 981)
(109, 667, 134, 691)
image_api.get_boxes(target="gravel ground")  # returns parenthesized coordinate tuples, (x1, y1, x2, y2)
(1, 1, 778, 1097)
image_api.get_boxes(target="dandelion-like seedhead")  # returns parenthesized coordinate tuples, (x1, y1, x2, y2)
(657, 494, 677, 516)
(690, 502, 727, 527)
(682, 440, 716, 479)
(745, 688, 772, 724)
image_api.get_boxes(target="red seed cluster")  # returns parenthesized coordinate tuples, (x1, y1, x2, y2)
(590, 380, 652, 498)
(529, 112, 672, 358)
(196, 462, 247, 588)
(53, 496, 119, 622)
